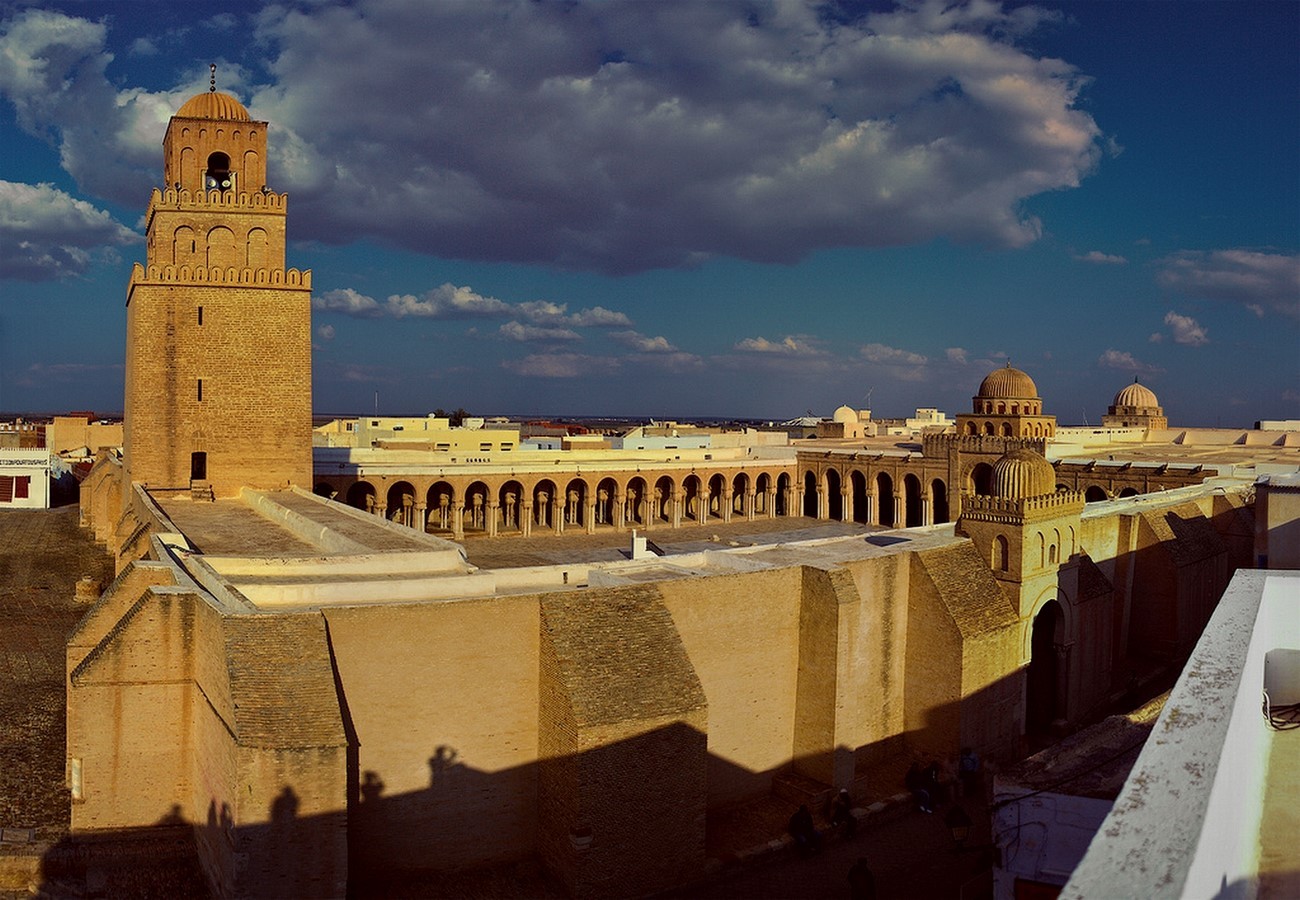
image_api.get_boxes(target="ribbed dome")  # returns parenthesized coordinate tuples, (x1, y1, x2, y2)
(1113, 379, 1159, 409)
(977, 363, 1039, 400)
(832, 405, 857, 424)
(175, 91, 251, 121)
(990, 448, 1056, 500)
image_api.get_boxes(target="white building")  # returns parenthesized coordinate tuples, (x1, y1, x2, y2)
(0, 449, 51, 509)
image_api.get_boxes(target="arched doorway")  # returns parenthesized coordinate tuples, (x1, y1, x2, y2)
(1084, 485, 1108, 503)
(850, 471, 869, 524)
(427, 482, 455, 532)
(464, 480, 490, 533)
(930, 479, 949, 524)
(732, 473, 749, 517)
(826, 469, 843, 521)
(1027, 601, 1063, 735)
(626, 477, 648, 526)
(1118, 487, 1138, 498)
(803, 471, 818, 518)
(564, 479, 587, 527)
(533, 479, 558, 529)
(346, 481, 376, 513)
(903, 474, 923, 527)
(313, 482, 334, 498)
(876, 472, 895, 528)
(654, 476, 675, 524)
(386, 481, 417, 528)
(708, 473, 726, 520)
(970, 463, 994, 496)
(755, 473, 772, 516)
(595, 477, 619, 527)
(499, 480, 524, 532)
(775, 473, 791, 517)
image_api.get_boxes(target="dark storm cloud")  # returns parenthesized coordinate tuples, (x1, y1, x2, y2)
(2, 1, 1104, 274)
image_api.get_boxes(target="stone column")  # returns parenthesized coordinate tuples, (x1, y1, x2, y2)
(765, 488, 777, 518)
(452, 505, 464, 541)
(585, 499, 597, 535)
(671, 492, 682, 529)
(722, 488, 733, 523)
(414, 502, 428, 533)
(695, 489, 707, 525)
(863, 491, 875, 526)
(521, 500, 533, 537)
(921, 496, 932, 527)
(745, 489, 757, 521)
(893, 494, 903, 528)
(841, 488, 853, 524)
(487, 501, 499, 537)
(375, 503, 388, 520)
(614, 492, 626, 530)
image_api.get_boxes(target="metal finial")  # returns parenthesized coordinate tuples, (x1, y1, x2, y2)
(210, 63, 217, 93)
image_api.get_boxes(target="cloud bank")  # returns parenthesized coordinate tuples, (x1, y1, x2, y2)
(2, 1, 1104, 274)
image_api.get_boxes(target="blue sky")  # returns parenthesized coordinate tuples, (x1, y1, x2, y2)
(1, 0, 1296, 424)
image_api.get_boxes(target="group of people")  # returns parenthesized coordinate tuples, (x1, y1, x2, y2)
(906, 747, 981, 814)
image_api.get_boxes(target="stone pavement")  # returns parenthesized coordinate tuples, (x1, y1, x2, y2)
(0, 507, 113, 843)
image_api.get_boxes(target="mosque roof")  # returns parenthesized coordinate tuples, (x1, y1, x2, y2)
(990, 447, 1056, 500)
(1113, 379, 1160, 409)
(175, 90, 251, 122)
(976, 363, 1039, 400)
(832, 405, 857, 424)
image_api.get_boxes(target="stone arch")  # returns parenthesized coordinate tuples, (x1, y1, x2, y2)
(902, 473, 923, 527)
(1084, 485, 1108, 503)
(1050, 528, 1061, 564)
(595, 477, 619, 527)
(386, 481, 417, 528)
(464, 480, 490, 532)
(707, 473, 726, 520)
(174, 226, 198, 267)
(1037, 531, 1046, 567)
(247, 227, 270, 269)
(564, 478, 588, 527)
(313, 482, 334, 498)
(1024, 600, 1066, 733)
(775, 473, 791, 516)
(994, 534, 1009, 571)
(533, 479, 558, 529)
(965, 421, 978, 436)
(1118, 487, 1139, 498)
(731, 472, 749, 516)
(802, 470, 818, 518)
(969, 462, 994, 496)
(654, 475, 676, 523)
(930, 478, 949, 524)
(207, 225, 238, 269)
(683, 475, 706, 523)
(826, 468, 843, 521)
(346, 481, 376, 513)
(850, 470, 869, 524)
(1000, 422, 1014, 437)
(499, 480, 524, 532)
(983, 422, 996, 436)
(625, 476, 649, 526)
(876, 471, 895, 527)
(427, 481, 456, 531)
(755, 472, 772, 515)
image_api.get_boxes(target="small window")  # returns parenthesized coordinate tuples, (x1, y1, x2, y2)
(480, 442, 492, 451)
(197, 306, 203, 326)
(191, 452, 207, 481)
(197, 378, 203, 401)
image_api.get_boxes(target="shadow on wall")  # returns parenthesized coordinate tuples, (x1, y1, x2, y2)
(38, 669, 1042, 900)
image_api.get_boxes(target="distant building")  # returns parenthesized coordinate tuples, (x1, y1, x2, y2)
(1101, 379, 1168, 431)
(0, 448, 51, 509)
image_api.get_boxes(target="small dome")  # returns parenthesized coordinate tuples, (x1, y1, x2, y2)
(832, 405, 857, 424)
(990, 448, 1056, 500)
(1113, 378, 1159, 409)
(977, 363, 1039, 400)
(175, 91, 251, 121)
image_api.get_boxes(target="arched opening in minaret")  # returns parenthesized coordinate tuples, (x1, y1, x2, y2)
(969, 462, 994, 496)
(205, 152, 233, 191)
(1027, 600, 1063, 736)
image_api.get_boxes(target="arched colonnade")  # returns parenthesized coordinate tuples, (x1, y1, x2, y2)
(314, 467, 801, 540)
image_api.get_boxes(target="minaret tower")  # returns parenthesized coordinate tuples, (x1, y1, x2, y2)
(123, 67, 311, 498)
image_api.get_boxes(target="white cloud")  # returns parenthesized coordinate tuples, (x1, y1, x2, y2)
(1158, 250, 1300, 320)
(567, 306, 634, 328)
(945, 347, 969, 365)
(1162, 311, 1208, 346)
(734, 335, 823, 356)
(0, 181, 139, 281)
(386, 283, 512, 319)
(1098, 349, 1162, 374)
(316, 324, 336, 341)
(1075, 250, 1127, 265)
(313, 288, 381, 316)
(860, 342, 929, 381)
(2, 3, 1104, 273)
(498, 321, 582, 343)
(610, 330, 677, 353)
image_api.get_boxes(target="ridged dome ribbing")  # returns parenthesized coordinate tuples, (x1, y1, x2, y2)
(990, 448, 1056, 500)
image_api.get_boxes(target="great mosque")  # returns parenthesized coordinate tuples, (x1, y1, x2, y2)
(72, 85, 1294, 898)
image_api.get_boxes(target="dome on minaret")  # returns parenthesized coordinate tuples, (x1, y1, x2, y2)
(976, 363, 1039, 401)
(990, 448, 1056, 500)
(175, 90, 251, 121)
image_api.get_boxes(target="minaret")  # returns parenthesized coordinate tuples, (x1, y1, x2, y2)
(123, 67, 312, 498)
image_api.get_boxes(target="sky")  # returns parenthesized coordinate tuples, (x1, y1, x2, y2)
(1, 0, 1297, 425)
